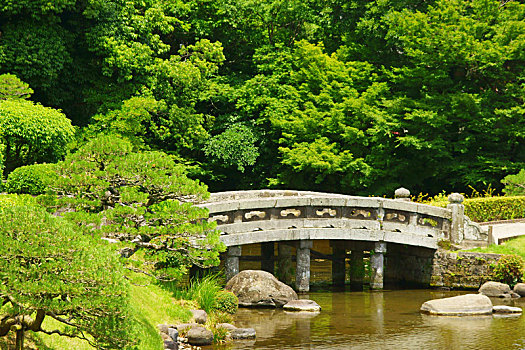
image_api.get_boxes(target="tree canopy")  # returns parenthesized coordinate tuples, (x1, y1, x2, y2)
(41, 134, 224, 280)
(0, 99, 75, 175)
(1, 0, 524, 195)
(0, 200, 132, 350)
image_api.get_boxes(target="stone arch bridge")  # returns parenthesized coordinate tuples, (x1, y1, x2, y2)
(198, 189, 486, 292)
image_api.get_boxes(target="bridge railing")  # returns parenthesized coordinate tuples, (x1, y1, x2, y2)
(198, 189, 486, 246)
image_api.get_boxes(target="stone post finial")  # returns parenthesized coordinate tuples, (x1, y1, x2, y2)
(447, 192, 465, 245)
(394, 187, 411, 201)
(448, 193, 464, 204)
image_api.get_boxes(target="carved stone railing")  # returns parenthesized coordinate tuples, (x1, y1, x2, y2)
(198, 189, 486, 249)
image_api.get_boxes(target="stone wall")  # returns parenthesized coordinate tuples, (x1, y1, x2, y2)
(430, 251, 501, 289)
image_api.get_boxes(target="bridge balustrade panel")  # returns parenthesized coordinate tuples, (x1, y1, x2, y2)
(200, 191, 454, 249)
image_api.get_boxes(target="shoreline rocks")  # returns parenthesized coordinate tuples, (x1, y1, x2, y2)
(479, 281, 520, 299)
(514, 283, 525, 297)
(186, 327, 213, 346)
(190, 309, 207, 324)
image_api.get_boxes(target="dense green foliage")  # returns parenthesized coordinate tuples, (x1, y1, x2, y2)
(492, 254, 524, 287)
(4, 163, 57, 195)
(39, 134, 224, 279)
(0, 74, 33, 101)
(502, 169, 525, 196)
(0, 200, 132, 349)
(0, 99, 74, 175)
(214, 291, 239, 315)
(1, 0, 524, 194)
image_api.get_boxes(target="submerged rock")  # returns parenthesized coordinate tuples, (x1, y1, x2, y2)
(226, 270, 298, 307)
(230, 328, 256, 339)
(283, 299, 321, 312)
(420, 294, 493, 316)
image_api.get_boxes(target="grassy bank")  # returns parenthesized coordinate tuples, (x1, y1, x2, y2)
(22, 283, 193, 350)
(466, 236, 525, 259)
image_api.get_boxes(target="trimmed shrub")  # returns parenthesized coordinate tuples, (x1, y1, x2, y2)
(492, 254, 524, 287)
(425, 195, 525, 222)
(4, 163, 57, 195)
(214, 290, 238, 314)
(463, 196, 525, 222)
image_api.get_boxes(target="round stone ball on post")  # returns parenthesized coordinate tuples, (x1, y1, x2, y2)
(394, 187, 411, 201)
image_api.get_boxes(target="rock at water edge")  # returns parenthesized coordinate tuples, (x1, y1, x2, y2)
(478, 281, 511, 297)
(226, 270, 298, 307)
(493, 305, 522, 314)
(513, 283, 525, 297)
(186, 327, 213, 346)
(216, 323, 237, 332)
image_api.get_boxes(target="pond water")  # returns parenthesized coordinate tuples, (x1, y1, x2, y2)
(213, 289, 525, 350)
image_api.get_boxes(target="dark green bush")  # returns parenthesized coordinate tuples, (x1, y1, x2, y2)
(4, 163, 57, 195)
(214, 290, 238, 314)
(492, 254, 524, 287)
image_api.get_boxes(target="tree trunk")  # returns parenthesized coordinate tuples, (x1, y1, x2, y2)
(14, 327, 24, 350)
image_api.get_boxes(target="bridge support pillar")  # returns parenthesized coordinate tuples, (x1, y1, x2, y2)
(350, 250, 365, 290)
(225, 245, 241, 282)
(331, 241, 346, 286)
(370, 241, 386, 290)
(277, 243, 293, 285)
(296, 240, 312, 292)
(261, 242, 275, 274)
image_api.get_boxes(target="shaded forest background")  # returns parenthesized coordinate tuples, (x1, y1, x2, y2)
(1, 0, 524, 196)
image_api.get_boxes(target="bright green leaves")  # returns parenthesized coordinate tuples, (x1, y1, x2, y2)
(380, 0, 525, 192)
(241, 40, 389, 193)
(0, 201, 132, 348)
(204, 124, 259, 172)
(502, 169, 525, 196)
(45, 134, 224, 278)
(0, 20, 72, 93)
(0, 74, 33, 100)
(0, 99, 75, 175)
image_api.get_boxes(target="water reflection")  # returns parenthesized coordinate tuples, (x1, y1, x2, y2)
(213, 290, 525, 350)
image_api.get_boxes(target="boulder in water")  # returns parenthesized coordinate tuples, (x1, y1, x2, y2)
(225, 270, 298, 307)
(283, 299, 321, 312)
(420, 294, 493, 316)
